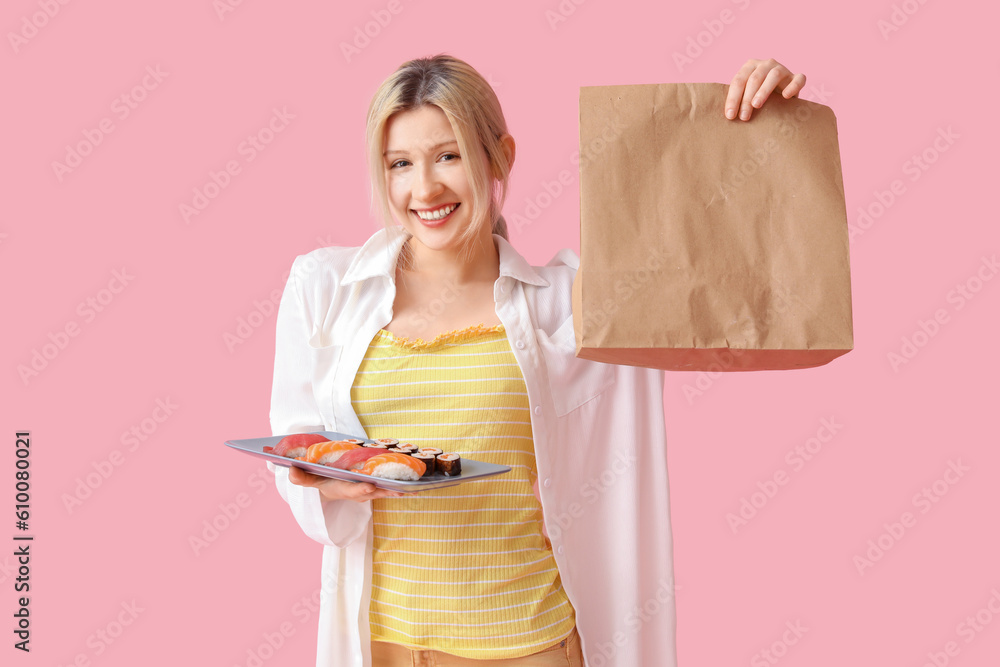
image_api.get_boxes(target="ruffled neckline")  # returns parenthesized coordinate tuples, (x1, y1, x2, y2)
(377, 323, 505, 351)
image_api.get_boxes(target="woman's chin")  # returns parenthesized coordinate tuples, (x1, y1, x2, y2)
(398, 214, 469, 253)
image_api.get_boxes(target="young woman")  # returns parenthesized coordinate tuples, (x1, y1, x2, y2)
(268, 54, 806, 667)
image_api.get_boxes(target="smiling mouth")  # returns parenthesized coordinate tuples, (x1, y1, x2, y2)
(412, 203, 459, 221)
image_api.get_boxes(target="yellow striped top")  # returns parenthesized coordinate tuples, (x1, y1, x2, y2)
(351, 323, 576, 658)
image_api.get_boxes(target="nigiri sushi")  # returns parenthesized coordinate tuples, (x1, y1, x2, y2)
(360, 452, 426, 481)
(267, 433, 330, 458)
(304, 440, 361, 466)
(331, 447, 386, 471)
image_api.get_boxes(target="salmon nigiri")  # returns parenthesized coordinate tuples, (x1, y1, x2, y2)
(304, 440, 361, 466)
(360, 452, 426, 481)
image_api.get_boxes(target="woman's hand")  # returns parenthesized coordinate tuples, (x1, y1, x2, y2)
(725, 58, 806, 122)
(287, 465, 411, 502)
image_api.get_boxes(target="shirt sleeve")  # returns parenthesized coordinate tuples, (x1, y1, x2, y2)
(267, 256, 371, 549)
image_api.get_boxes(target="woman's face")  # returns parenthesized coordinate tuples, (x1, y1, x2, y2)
(383, 104, 481, 256)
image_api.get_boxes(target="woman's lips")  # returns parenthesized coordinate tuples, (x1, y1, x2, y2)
(412, 202, 460, 227)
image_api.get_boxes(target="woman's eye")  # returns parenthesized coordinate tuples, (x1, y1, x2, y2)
(389, 154, 457, 169)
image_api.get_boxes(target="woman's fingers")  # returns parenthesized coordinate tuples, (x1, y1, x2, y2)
(741, 59, 777, 118)
(781, 72, 806, 98)
(725, 58, 806, 121)
(286, 465, 409, 502)
(725, 59, 758, 118)
(747, 66, 788, 108)
(287, 465, 324, 487)
(350, 484, 410, 501)
(334, 481, 409, 501)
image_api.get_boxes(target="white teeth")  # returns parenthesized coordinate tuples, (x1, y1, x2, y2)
(414, 203, 457, 220)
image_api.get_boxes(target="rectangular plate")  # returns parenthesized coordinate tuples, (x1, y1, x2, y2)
(225, 431, 512, 492)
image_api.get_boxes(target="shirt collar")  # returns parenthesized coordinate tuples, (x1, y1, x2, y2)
(342, 227, 550, 288)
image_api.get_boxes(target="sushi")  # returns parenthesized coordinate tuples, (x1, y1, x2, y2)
(265, 433, 465, 481)
(303, 441, 361, 466)
(411, 452, 435, 476)
(331, 447, 385, 472)
(436, 453, 462, 476)
(267, 433, 330, 458)
(360, 452, 426, 481)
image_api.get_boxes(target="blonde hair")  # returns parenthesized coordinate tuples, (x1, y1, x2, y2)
(365, 54, 512, 265)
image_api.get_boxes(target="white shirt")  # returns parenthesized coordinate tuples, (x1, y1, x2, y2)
(268, 226, 677, 667)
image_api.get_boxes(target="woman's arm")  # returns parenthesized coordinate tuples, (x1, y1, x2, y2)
(267, 255, 391, 547)
(724, 57, 807, 121)
(270, 254, 405, 502)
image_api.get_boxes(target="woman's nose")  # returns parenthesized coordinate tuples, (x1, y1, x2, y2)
(413, 163, 444, 201)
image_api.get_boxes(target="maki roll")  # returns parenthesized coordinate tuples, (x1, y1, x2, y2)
(436, 453, 462, 476)
(411, 452, 436, 476)
(393, 444, 417, 455)
(373, 438, 399, 447)
(418, 447, 443, 457)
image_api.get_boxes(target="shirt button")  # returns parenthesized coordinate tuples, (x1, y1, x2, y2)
(543, 478, 552, 488)
(534, 405, 541, 415)
(516, 340, 525, 350)
(557, 546, 565, 555)
(500, 283, 507, 293)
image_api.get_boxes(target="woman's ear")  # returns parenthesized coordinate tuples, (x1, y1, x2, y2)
(500, 133, 515, 171)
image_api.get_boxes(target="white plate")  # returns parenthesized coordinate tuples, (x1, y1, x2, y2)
(225, 431, 511, 492)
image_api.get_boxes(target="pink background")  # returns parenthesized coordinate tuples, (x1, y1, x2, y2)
(4, 0, 998, 665)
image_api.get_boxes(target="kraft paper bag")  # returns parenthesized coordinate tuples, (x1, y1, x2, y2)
(572, 82, 854, 371)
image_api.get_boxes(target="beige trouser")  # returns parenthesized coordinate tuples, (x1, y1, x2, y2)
(371, 627, 584, 667)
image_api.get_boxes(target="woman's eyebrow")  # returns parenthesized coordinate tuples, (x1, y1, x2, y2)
(384, 140, 458, 157)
